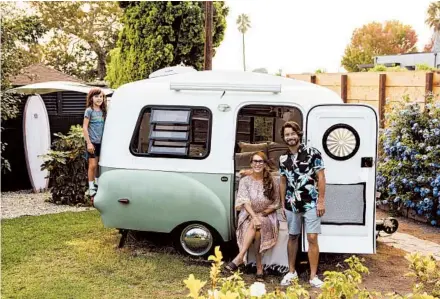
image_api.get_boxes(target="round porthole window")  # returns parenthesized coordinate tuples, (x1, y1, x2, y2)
(322, 124, 360, 161)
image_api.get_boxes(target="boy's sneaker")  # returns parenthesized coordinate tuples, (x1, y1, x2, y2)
(88, 187, 97, 197)
(280, 271, 298, 286)
(309, 276, 324, 288)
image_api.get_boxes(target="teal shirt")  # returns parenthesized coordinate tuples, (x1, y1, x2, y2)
(84, 108, 105, 144)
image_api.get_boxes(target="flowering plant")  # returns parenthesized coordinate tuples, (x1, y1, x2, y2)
(376, 94, 440, 226)
(183, 247, 438, 298)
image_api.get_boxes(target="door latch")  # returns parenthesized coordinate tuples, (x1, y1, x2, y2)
(361, 157, 374, 168)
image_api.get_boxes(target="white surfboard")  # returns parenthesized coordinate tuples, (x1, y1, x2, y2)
(23, 95, 51, 192)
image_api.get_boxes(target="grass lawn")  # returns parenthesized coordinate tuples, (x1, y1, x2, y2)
(1, 211, 209, 299)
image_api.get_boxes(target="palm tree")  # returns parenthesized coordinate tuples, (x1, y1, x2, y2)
(236, 14, 251, 71)
(426, 1, 440, 52)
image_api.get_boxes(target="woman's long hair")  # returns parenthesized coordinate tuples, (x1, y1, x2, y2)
(86, 87, 107, 118)
(250, 151, 275, 201)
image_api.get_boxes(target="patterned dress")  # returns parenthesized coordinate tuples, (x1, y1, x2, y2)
(235, 175, 280, 256)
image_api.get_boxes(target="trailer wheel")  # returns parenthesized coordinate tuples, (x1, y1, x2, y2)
(173, 223, 217, 258)
(383, 217, 399, 234)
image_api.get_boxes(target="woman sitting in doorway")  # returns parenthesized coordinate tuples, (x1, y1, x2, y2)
(225, 151, 280, 281)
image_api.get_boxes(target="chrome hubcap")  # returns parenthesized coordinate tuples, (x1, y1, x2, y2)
(180, 224, 213, 256)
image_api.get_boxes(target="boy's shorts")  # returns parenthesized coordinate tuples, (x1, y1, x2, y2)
(285, 208, 321, 235)
(86, 143, 101, 159)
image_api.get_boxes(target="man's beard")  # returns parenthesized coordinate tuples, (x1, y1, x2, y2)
(285, 138, 299, 147)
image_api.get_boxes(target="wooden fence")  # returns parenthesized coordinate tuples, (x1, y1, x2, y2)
(286, 71, 440, 127)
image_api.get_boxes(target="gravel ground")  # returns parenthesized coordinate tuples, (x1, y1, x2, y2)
(1, 190, 93, 220)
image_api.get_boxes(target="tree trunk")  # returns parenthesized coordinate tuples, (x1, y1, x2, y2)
(96, 52, 106, 81)
(242, 33, 246, 71)
(89, 41, 107, 81)
(433, 31, 440, 53)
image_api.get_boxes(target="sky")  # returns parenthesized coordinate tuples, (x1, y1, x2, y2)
(212, 0, 434, 74)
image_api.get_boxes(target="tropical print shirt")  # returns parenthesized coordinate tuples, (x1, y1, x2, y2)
(279, 144, 325, 213)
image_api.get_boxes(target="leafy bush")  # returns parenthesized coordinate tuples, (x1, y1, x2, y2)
(1, 91, 25, 173)
(368, 64, 407, 72)
(405, 253, 440, 297)
(41, 125, 90, 206)
(415, 63, 437, 71)
(376, 95, 440, 227)
(184, 247, 439, 298)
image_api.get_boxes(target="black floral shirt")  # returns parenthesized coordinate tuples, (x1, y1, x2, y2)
(279, 144, 325, 213)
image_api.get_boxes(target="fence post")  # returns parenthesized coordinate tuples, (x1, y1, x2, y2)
(311, 75, 316, 84)
(341, 75, 348, 103)
(378, 74, 387, 128)
(425, 72, 434, 104)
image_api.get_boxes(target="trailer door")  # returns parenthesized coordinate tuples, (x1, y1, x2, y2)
(304, 104, 378, 254)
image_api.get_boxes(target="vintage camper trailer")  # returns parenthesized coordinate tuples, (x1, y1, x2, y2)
(93, 67, 380, 261)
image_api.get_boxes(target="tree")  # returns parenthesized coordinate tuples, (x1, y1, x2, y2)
(106, 1, 228, 88)
(0, 2, 47, 172)
(426, 1, 440, 52)
(30, 1, 122, 81)
(236, 14, 251, 71)
(424, 37, 434, 52)
(341, 21, 418, 72)
(37, 32, 98, 82)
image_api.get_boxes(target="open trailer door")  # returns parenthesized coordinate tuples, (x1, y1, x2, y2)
(304, 104, 378, 254)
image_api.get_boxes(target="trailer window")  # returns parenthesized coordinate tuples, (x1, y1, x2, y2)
(130, 106, 211, 159)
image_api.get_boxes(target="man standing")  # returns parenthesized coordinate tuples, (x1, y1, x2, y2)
(278, 121, 326, 288)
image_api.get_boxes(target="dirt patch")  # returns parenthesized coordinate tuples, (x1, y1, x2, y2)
(377, 209, 440, 245)
(359, 243, 414, 294)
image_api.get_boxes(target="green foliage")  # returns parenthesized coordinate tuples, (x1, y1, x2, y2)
(183, 246, 310, 298)
(318, 256, 377, 299)
(426, 2, 440, 32)
(415, 63, 437, 71)
(376, 95, 440, 226)
(274, 69, 283, 76)
(315, 68, 326, 74)
(31, 1, 122, 81)
(41, 125, 90, 206)
(405, 253, 440, 297)
(37, 31, 98, 82)
(0, 2, 47, 173)
(184, 248, 439, 298)
(106, 1, 229, 88)
(341, 21, 418, 72)
(368, 64, 408, 72)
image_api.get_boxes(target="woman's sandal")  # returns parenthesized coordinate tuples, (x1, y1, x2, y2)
(255, 273, 265, 282)
(224, 261, 239, 273)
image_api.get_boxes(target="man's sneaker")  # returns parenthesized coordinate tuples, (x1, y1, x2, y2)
(309, 276, 324, 288)
(280, 271, 298, 286)
(88, 188, 97, 197)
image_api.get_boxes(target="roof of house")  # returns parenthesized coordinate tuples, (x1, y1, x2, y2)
(10, 63, 85, 86)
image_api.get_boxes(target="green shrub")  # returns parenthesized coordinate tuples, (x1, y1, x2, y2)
(41, 125, 90, 206)
(369, 64, 407, 72)
(415, 64, 437, 71)
(184, 248, 439, 298)
(376, 95, 440, 227)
